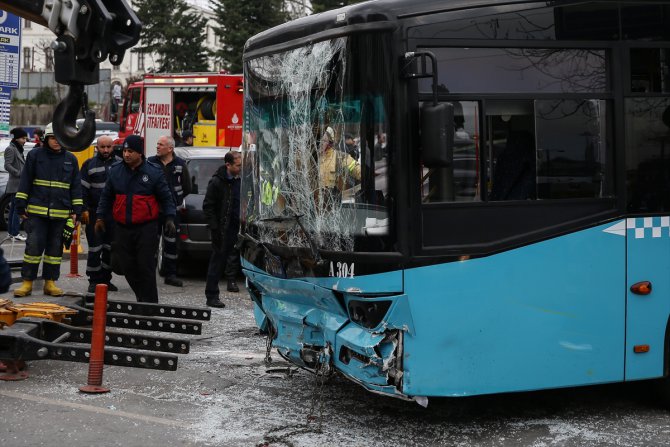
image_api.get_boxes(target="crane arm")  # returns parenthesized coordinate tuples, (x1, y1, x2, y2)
(0, 0, 141, 150)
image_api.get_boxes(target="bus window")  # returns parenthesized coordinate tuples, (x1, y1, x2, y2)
(626, 97, 670, 212)
(422, 99, 612, 202)
(419, 48, 607, 94)
(631, 48, 670, 93)
(487, 101, 537, 201)
(422, 101, 480, 202)
(535, 99, 610, 200)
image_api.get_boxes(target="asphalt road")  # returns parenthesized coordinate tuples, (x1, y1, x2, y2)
(1, 234, 670, 446)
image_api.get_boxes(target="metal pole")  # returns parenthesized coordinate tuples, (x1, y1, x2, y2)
(79, 284, 110, 393)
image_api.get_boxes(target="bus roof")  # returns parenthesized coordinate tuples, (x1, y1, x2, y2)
(244, 0, 622, 55)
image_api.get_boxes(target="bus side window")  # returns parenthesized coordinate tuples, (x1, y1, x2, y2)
(490, 130, 536, 201)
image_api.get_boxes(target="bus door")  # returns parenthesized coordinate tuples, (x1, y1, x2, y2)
(626, 217, 670, 380)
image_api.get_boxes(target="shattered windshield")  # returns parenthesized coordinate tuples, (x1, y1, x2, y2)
(242, 35, 393, 253)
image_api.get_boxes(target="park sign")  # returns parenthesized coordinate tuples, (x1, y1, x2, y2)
(0, 10, 21, 89)
(0, 86, 9, 137)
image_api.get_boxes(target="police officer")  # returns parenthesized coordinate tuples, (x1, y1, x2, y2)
(81, 135, 119, 294)
(13, 123, 83, 297)
(96, 135, 176, 303)
(148, 135, 191, 287)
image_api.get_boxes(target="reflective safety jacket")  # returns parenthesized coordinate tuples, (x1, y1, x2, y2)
(15, 146, 83, 219)
(318, 147, 361, 190)
(81, 153, 120, 210)
(147, 155, 192, 208)
(97, 159, 176, 225)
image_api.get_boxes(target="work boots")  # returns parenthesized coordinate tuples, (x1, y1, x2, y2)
(206, 298, 225, 308)
(227, 280, 239, 293)
(165, 276, 183, 287)
(43, 280, 64, 297)
(13, 280, 33, 297)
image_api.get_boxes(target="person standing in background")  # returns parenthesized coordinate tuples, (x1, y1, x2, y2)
(203, 151, 242, 308)
(4, 128, 28, 241)
(32, 129, 43, 148)
(148, 135, 192, 287)
(81, 135, 119, 294)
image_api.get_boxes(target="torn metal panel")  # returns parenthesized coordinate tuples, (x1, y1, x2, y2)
(335, 325, 402, 387)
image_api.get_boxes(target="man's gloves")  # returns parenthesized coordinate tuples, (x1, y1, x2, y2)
(164, 218, 176, 238)
(62, 218, 76, 247)
(81, 210, 90, 225)
(94, 219, 106, 234)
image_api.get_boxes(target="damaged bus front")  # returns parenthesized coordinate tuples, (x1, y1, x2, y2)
(240, 31, 414, 398)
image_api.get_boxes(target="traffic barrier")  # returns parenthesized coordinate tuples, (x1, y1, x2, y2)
(79, 284, 110, 394)
(66, 223, 82, 278)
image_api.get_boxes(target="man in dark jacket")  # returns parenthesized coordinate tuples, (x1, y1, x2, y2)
(96, 135, 176, 303)
(81, 135, 120, 294)
(13, 123, 83, 297)
(4, 127, 27, 240)
(147, 135, 191, 287)
(203, 151, 242, 308)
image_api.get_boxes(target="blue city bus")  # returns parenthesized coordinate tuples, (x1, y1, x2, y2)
(239, 0, 670, 403)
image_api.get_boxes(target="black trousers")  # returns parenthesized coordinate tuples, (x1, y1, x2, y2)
(157, 214, 179, 278)
(205, 235, 240, 301)
(22, 216, 67, 281)
(114, 221, 159, 303)
(85, 209, 114, 285)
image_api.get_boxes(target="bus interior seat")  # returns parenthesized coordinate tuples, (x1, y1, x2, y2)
(490, 130, 537, 201)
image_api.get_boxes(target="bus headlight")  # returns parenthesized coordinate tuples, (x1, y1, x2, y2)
(347, 299, 392, 329)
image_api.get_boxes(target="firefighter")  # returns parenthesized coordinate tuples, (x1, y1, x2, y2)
(81, 135, 120, 294)
(96, 135, 176, 303)
(13, 123, 83, 297)
(148, 135, 192, 287)
(318, 126, 361, 198)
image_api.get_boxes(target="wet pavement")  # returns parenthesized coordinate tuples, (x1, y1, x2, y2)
(1, 231, 670, 446)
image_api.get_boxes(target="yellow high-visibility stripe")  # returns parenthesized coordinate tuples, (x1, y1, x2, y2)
(26, 205, 48, 215)
(43, 255, 62, 265)
(23, 254, 42, 264)
(15, 192, 28, 200)
(48, 209, 70, 218)
(72, 199, 83, 205)
(33, 179, 71, 189)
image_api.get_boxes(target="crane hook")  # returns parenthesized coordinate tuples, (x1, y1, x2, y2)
(52, 84, 97, 151)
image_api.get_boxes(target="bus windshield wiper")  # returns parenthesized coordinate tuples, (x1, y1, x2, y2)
(260, 212, 321, 262)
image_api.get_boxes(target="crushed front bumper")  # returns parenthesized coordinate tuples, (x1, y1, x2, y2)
(245, 269, 414, 398)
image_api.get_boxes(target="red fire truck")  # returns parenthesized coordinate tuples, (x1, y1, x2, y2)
(117, 72, 244, 157)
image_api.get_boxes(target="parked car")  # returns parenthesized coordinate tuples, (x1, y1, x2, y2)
(170, 146, 236, 271)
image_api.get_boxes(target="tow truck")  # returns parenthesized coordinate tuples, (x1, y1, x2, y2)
(0, 0, 212, 377)
(0, 0, 141, 150)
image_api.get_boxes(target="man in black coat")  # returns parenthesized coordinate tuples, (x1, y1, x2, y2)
(202, 151, 242, 308)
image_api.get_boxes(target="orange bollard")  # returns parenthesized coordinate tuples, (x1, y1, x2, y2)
(79, 284, 110, 394)
(66, 223, 81, 277)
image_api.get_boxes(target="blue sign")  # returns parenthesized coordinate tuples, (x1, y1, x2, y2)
(0, 11, 21, 89)
(0, 86, 10, 137)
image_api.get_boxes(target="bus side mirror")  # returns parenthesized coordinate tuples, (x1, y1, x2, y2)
(421, 102, 454, 168)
